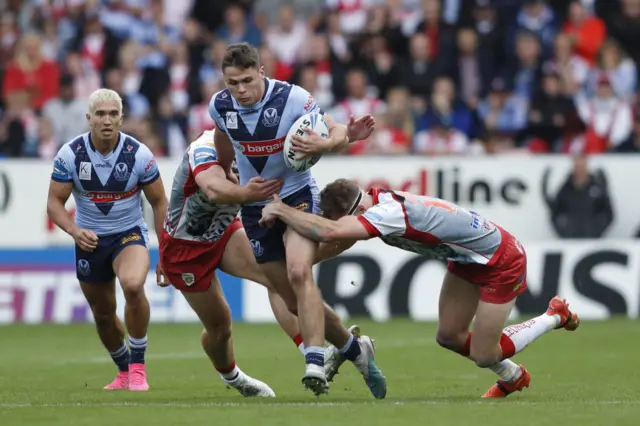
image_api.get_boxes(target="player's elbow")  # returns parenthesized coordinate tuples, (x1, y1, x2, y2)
(322, 227, 342, 243)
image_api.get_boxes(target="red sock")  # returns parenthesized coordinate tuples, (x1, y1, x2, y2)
(499, 333, 516, 359)
(293, 333, 305, 354)
(215, 361, 237, 375)
(457, 332, 472, 357)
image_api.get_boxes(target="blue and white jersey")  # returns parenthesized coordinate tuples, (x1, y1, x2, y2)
(209, 78, 320, 206)
(51, 131, 160, 236)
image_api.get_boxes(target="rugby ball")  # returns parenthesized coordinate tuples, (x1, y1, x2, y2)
(283, 113, 329, 172)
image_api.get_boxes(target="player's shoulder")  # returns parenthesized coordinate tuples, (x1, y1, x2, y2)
(189, 130, 217, 152)
(117, 132, 148, 155)
(280, 81, 316, 113)
(209, 89, 234, 114)
(58, 132, 89, 157)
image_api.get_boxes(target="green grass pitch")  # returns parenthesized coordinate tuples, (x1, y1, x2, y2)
(0, 318, 638, 425)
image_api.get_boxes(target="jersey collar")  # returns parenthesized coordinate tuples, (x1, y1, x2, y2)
(88, 131, 122, 154)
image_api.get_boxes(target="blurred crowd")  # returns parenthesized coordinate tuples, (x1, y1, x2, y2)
(2, 0, 640, 158)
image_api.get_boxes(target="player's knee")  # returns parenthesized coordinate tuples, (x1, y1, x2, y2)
(92, 307, 116, 327)
(202, 317, 232, 345)
(470, 347, 501, 368)
(286, 262, 312, 287)
(435, 330, 466, 352)
(120, 276, 146, 301)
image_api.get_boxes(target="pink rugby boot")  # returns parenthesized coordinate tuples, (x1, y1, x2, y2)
(103, 371, 129, 390)
(129, 363, 149, 391)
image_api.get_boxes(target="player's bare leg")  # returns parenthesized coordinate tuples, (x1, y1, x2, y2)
(475, 296, 580, 398)
(222, 229, 386, 398)
(181, 275, 275, 397)
(437, 272, 580, 398)
(112, 245, 151, 391)
(267, 289, 306, 353)
(80, 279, 130, 390)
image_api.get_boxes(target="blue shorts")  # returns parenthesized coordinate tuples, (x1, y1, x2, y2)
(241, 186, 319, 264)
(75, 225, 148, 283)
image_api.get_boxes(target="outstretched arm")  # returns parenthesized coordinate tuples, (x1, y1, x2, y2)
(260, 198, 372, 242)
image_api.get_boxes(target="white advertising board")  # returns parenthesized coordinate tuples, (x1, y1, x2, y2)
(1, 155, 639, 247)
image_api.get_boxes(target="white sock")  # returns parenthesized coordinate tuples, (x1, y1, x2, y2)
(503, 313, 560, 355)
(298, 342, 306, 355)
(219, 365, 241, 382)
(488, 359, 521, 382)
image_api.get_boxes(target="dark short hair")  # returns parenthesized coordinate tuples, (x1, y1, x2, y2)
(221, 42, 260, 70)
(319, 179, 361, 219)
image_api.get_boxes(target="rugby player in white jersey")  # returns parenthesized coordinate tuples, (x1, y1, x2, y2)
(46, 89, 168, 391)
(156, 130, 367, 396)
(209, 42, 386, 397)
(260, 179, 581, 398)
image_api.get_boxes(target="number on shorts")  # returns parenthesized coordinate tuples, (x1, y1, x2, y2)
(395, 191, 457, 213)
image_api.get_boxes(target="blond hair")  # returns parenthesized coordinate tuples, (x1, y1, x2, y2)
(88, 88, 123, 114)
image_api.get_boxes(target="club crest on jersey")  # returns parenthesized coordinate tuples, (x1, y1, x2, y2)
(113, 163, 130, 181)
(226, 112, 238, 129)
(250, 239, 264, 257)
(181, 273, 195, 286)
(262, 108, 280, 127)
(77, 259, 91, 275)
(79, 162, 92, 180)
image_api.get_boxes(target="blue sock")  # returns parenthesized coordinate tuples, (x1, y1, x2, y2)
(109, 343, 130, 372)
(128, 335, 147, 365)
(304, 346, 324, 367)
(339, 334, 361, 362)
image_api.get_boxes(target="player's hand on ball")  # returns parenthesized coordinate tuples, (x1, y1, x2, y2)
(246, 176, 283, 202)
(291, 127, 331, 155)
(347, 114, 376, 141)
(259, 194, 283, 228)
(72, 228, 98, 252)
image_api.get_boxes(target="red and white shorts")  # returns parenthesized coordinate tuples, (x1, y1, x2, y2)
(159, 218, 243, 292)
(447, 226, 528, 304)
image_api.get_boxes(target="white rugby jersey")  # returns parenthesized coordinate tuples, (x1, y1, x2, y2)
(163, 130, 240, 243)
(358, 189, 506, 264)
(208, 77, 320, 206)
(51, 132, 159, 236)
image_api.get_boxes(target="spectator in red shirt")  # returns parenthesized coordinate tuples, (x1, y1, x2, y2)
(2, 33, 60, 111)
(561, 0, 606, 65)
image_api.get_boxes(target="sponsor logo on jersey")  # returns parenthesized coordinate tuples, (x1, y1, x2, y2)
(226, 112, 238, 129)
(238, 136, 286, 156)
(303, 95, 315, 111)
(82, 186, 139, 203)
(144, 159, 156, 172)
(121, 232, 142, 245)
(79, 162, 92, 180)
(295, 202, 308, 211)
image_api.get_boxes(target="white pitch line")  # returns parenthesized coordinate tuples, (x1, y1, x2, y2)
(0, 400, 636, 409)
(57, 338, 433, 365)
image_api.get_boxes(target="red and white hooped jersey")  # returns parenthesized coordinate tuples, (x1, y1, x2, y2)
(163, 130, 240, 243)
(357, 189, 521, 265)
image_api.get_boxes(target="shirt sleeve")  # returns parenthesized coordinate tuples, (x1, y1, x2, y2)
(51, 145, 75, 183)
(290, 84, 322, 116)
(208, 93, 227, 132)
(357, 195, 407, 237)
(136, 144, 160, 185)
(188, 133, 220, 177)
